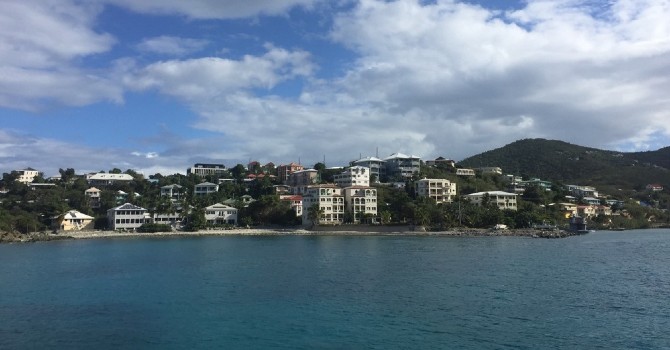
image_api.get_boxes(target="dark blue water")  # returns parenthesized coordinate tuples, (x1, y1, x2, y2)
(1, 230, 670, 349)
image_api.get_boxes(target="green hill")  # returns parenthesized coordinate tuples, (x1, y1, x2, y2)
(458, 139, 669, 192)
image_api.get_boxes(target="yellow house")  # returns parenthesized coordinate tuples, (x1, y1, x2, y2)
(53, 210, 95, 231)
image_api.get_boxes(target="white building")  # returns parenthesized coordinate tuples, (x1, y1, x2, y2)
(383, 153, 421, 180)
(86, 173, 133, 186)
(204, 203, 238, 225)
(187, 163, 227, 177)
(194, 182, 219, 197)
(351, 156, 385, 182)
(465, 191, 518, 211)
(280, 195, 303, 217)
(107, 203, 149, 230)
(160, 184, 184, 201)
(456, 168, 476, 177)
(415, 178, 457, 204)
(302, 185, 345, 225)
(334, 166, 370, 188)
(343, 186, 378, 223)
(15, 168, 42, 184)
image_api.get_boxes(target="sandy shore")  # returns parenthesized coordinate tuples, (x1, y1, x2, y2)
(1, 227, 580, 243)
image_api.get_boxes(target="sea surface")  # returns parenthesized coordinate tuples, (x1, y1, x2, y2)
(1, 229, 670, 349)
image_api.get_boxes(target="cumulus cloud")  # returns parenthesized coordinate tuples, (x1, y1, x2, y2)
(106, 0, 320, 19)
(0, 0, 122, 110)
(136, 36, 209, 56)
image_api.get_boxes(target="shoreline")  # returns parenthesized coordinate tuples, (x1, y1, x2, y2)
(1, 227, 586, 243)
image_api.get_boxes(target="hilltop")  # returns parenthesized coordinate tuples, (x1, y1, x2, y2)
(458, 139, 669, 192)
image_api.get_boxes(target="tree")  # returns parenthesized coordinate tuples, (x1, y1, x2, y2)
(184, 207, 207, 231)
(307, 204, 324, 228)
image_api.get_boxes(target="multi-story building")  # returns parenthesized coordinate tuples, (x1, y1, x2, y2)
(343, 186, 378, 223)
(277, 162, 304, 184)
(383, 153, 421, 180)
(280, 194, 303, 217)
(187, 163, 227, 177)
(456, 168, 476, 177)
(160, 184, 184, 201)
(84, 187, 101, 208)
(194, 182, 219, 197)
(107, 203, 149, 230)
(301, 185, 345, 225)
(464, 191, 518, 211)
(425, 157, 455, 168)
(204, 203, 238, 225)
(351, 156, 385, 182)
(334, 166, 370, 188)
(566, 185, 599, 198)
(15, 168, 42, 184)
(287, 169, 319, 195)
(415, 178, 457, 204)
(86, 173, 134, 186)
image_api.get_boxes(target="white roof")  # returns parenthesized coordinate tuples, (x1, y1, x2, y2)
(196, 182, 218, 186)
(86, 173, 133, 181)
(353, 156, 385, 163)
(111, 203, 147, 211)
(383, 152, 421, 160)
(206, 203, 237, 210)
(85, 187, 101, 193)
(62, 210, 94, 220)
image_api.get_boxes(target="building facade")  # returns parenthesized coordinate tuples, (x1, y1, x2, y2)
(465, 191, 518, 211)
(86, 173, 134, 186)
(383, 153, 421, 180)
(187, 163, 227, 177)
(287, 169, 319, 195)
(351, 156, 385, 182)
(204, 203, 238, 225)
(343, 186, 378, 223)
(415, 178, 457, 204)
(301, 185, 345, 225)
(107, 203, 149, 230)
(52, 210, 95, 231)
(277, 162, 304, 184)
(334, 166, 370, 188)
(160, 184, 184, 201)
(15, 168, 42, 184)
(194, 182, 219, 197)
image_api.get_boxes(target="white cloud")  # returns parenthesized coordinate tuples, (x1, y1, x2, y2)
(0, 0, 121, 110)
(106, 0, 321, 19)
(136, 36, 209, 56)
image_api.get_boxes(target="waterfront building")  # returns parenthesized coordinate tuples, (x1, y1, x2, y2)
(301, 184, 345, 225)
(280, 194, 303, 217)
(204, 203, 238, 225)
(465, 191, 518, 211)
(52, 210, 95, 231)
(187, 163, 227, 177)
(334, 166, 370, 188)
(343, 186, 378, 223)
(107, 203, 149, 230)
(415, 178, 457, 204)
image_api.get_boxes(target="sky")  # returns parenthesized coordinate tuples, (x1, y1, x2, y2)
(1, 0, 669, 177)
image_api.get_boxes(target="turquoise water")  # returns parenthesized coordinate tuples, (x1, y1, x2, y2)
(1, 230, 670, 349)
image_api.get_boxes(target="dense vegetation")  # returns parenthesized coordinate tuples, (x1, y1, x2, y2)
(1, 139, 669, 234)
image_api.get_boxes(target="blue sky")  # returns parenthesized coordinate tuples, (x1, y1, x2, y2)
(1, 0, 669, 176)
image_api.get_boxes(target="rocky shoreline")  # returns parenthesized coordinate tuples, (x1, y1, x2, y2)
(1, 227, 583, 243)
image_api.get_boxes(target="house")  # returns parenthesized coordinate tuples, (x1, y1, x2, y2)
(287, 169, 319, 194)
(280, 195, 303, 217)
(107, 203, 149, 230)
(277, 162, 304, 184)
(582, 197, 600, 205)
(566, 185, 599, 198)
(577, 205, 597, 218)
(187, 163, 227, 177)
(456, 168, 476, 177)
(204, 203, 238, 225)
(465, 191, 518, 211)
(415, 178, 457, 204)
(334, 166, 370, 188)
(343, 186, 378, 223)
(556, 203, 578, 217)
(425, 157, 455, 168)
(194, 182, 219, 196)
(646, 184, 664, 192)
(351, 156, 386, 182)
(15, 168, 42, 184)
(86, 173, 133, 186)
(302, 184, 345, 225)
(383, 153, 421, 180)
(476, 167, 503, 175)
(84, 187, 101, 208)
(273, 185, 291, 194)
(160, 184, 184, 201)
(52, 210, 95, 231)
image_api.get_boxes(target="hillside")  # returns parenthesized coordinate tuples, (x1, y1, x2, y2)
(458, 139, 670, 191)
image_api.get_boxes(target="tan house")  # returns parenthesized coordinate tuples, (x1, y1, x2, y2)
(53, 210, 95, 231)
(415, 178, 457, 204)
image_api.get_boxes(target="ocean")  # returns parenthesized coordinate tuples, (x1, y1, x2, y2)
(1, 230, 669, 349)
